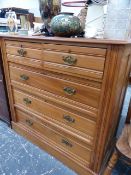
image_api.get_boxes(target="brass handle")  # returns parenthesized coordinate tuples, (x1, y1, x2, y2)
(20, 74, 29, 81)
(63, 115, 75, 123)
(63, 55, 77, 66)
(63, 87, 76, 96)
(17, 48, 27, 57)
(23, 98, 32, 105)
(26, 119, 33, 126)
(61, 139, 73, 147)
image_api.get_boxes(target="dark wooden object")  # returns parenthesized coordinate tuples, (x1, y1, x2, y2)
(0, 47, 10, 125)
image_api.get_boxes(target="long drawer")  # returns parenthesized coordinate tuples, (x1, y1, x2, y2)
(13, 89, 96, 142)
(15, 109, 92, 166)
(9, 65, 101, 108)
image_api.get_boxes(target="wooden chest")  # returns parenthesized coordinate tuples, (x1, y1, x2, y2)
(1, 36, 131, 175)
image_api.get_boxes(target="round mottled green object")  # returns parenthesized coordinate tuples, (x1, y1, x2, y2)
(50, 12, 81, 37)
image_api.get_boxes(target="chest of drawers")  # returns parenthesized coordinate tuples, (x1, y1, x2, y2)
(1, 36, 131, 175)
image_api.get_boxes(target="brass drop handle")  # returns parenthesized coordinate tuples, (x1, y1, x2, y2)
(63, 115, 75, 123)
(63, 55, 77, 66)
(26, 119, 33, 126)
(20, 74, 29, 81)
(17, 48, 27, 57)
(23, 98, 32, 105)
(63, 87, 76, 96)
(61, 139, 73, 147)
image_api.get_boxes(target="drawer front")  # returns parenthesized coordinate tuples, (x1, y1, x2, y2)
(43, 51, 105, 82)
(6, 46, 42, 59)
(43, 51, 105, 71)
(6, 41, 42, 59)
(10, 65, 100, 108)
(13, 89, 96, 141)
(15, 109, 92, 165)
(43, 44, 106, 81)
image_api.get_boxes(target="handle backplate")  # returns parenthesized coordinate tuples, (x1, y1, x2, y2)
(20, 74, 29, 81)
(63, 87, 76, 96)
(23, 98, 32, 105)
(61, 138, 73, 147)
(26, 119, 33, 126)
(17, 48, 27, 57)
(63, 55, 77, 66)
(63, 115, 75, 123)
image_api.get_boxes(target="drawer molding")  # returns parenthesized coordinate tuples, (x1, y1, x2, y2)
(12, 122, 95, 175)
(10, 65, 101, 108)
(12, 80, 98, 120)
(15, 105, 94, 146)
(15, 109, 92, 164)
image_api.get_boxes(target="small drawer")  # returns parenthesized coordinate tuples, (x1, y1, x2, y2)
(13, 89, 96, 142)
(10, 65, 100, 108)
(43, 51, 105, 72)
(16, 109, 92, 165)
(5, 41, 42, 59)
(43, 51, 105, 81)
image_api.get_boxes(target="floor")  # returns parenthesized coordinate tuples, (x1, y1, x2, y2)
(0, 121, 76, 175)
(0, 86, 131, 175)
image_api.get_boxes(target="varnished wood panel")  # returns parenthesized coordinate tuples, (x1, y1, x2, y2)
(11, 80, 98, 121)
(13, 88, 96, 142)
(6, 46, 42, 60)
(43, 51, 105, 71)
(9, 65, 101, 108)
(93, 45, 131, 173)
(15, 109, 92, 165)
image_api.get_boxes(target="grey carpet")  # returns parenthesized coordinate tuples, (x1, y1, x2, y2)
(0, 121, 76, 175)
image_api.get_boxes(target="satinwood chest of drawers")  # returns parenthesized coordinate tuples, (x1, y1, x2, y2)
(1, 36, 131, 175)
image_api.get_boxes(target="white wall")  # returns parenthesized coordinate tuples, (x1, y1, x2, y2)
(0, 0, 40, 17)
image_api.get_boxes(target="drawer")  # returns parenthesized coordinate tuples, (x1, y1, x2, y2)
(10, 65, 100, 108)
(43, 44, 106, 81)
(43, 51, 105, 81)
(15, 109, 92, 165)
(6, 41, 42, 59)
(13, 89, 96, 141)
(43, 51, 105, 72)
